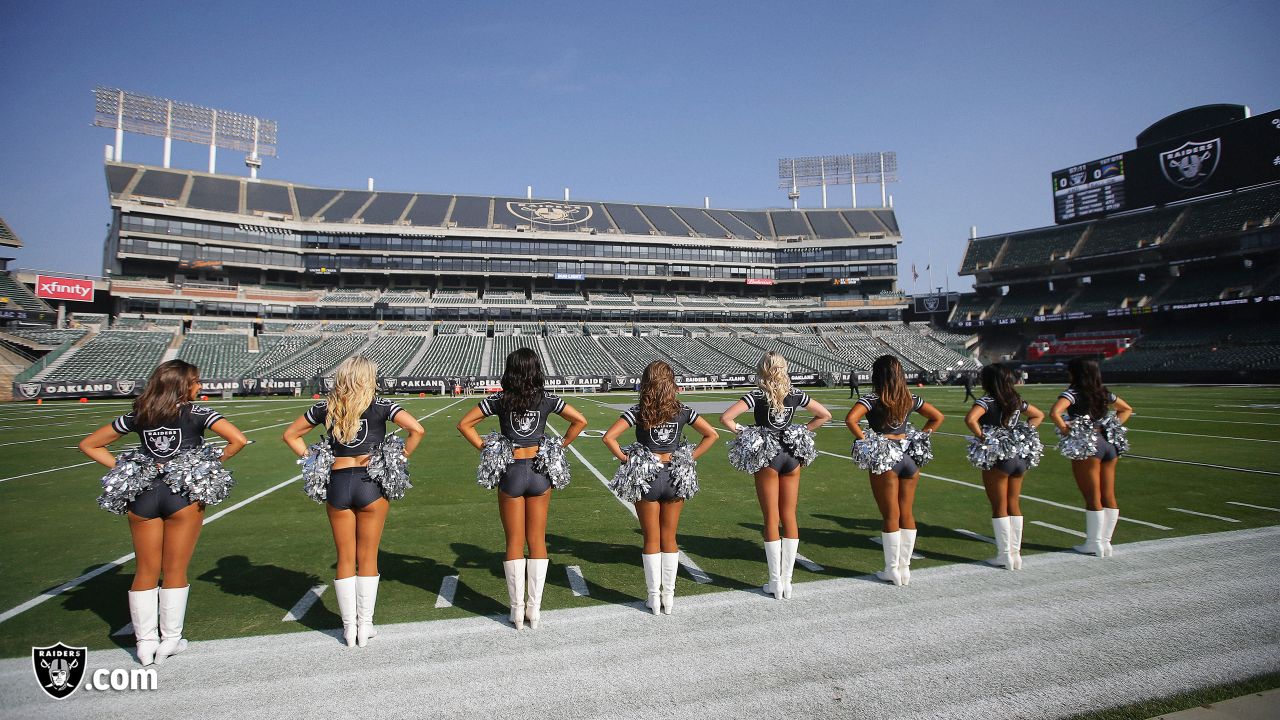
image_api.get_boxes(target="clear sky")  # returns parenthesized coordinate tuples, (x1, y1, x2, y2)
(2, 0, 1277, 292)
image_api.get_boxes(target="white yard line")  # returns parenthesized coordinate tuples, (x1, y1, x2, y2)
(282, 584, 328, 622)
(1125, 428, 1280, 444)
(434, 575, 459, 608)
(953, 528, 996, 544)
(1168, 507, 1240, 523)
(1128, 414, 1280, 427)
(0, 460, 98, 483)
(1124, 454, 1280, 476)
(793, 553, 826, 571)
(1031, 520, 1087, 538)
(1226, 501, 1280, 513)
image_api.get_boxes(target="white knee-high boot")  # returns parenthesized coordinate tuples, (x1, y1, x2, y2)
(762, 540, 782, 599)
(127, 587, 159, 666)
(1074, 510, 1105, 556)
(986, 517, 1012, 569)
(502, 559, 526, 629)
(1008, 516, 1025, 570)
(333, 576, 357, 647)
(876, 531, 903, 586)
(779, 538, 798, 599)
(1101, 508, 1119, 557)
(898, 529, 917, 586)
(641, 553, 661, 615)
(659, 552, 679, 614)
(525, 559, 549, 630)
(153, 585, 189, 665)
(355, 575, 379, 647)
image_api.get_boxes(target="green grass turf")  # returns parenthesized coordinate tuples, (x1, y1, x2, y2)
(1066, 671, 1280, 720)
(0, 385, 1277, 659)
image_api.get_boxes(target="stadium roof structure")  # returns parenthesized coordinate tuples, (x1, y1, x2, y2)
(105, 162, 900, 243)
(0, 217, 22, 248)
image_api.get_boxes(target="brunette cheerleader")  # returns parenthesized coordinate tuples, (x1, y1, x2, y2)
(602, 361, 719, 614)
(283, 356, 425, 647)
(720, 352, 832, 600)
(457, 348, 587, 629)
(80, 360, 248, 665)
(1049, 358, 1133, 557)
(845, 355, 944, 586)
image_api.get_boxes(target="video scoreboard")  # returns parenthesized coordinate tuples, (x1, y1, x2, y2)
(1052, 154, 1125, 223)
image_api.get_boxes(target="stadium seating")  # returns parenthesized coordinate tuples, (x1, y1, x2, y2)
(960, 236, 1004, 273)
(989, 292, 1049, 319)
(489, 334, 547, 375)
(952, 294, 994, 322)
(404, 334, 483, 376)
(866, 324, 974, 372)
(381, 290, 431, 306)
(0, 273, 52, 313)
(1167, 185, 1280, 245)
(363, 335, 427, 375)
(244, 335, 317, 377)
(320, 290, 375, 305)
(598, 335, 681, 373)
(3, 328, 86, 346)
(544, 335, 624, 375)
(40, 331, 173, 380)
(1075, 209, 1177, 258)
(267, 335, 368, 378)
(1067, 279, 1142, 313)
(177, 333, 254, 378)
(997, 226, 1084, 269)
(1155, 273, 1227, 305)
(648, 336, 744, 374)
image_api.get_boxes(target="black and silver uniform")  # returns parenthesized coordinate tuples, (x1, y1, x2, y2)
(1058, 387, 1117, 421)
(740, 389, 812, 432)
(620, 404, 700, 453)
(857, 393, 925, 435)
(973, 395, 1029, 429)
(478, 391, 566, 447)
(112, 404, 224, 460)
(304, 397, 404, 457)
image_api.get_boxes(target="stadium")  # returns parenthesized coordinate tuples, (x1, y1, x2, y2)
(1, 81, 1278, 720)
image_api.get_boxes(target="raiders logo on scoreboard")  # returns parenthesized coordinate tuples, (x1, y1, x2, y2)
(505, 201, 592, 226)
(1160, 138, 1220, 189)
(924, 296, 941, 312)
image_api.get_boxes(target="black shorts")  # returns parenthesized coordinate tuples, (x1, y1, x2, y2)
(128, 483, 194, 520)
(1095, 435, 1118, 462)
(992, 457, 1029, 476)
(767, 450, 801, 474)
(499, 459, 551, 498)
(891, 456, 919, 478)
(328, 467, 385, 510)
(639, 466, 679, 503)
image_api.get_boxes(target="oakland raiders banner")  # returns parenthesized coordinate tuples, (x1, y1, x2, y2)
(13, 379, 143, 400)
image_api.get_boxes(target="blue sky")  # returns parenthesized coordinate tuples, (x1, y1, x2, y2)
(2, 0, 1277, 292)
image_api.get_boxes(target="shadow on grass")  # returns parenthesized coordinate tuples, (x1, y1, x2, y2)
(544, 532, 647, 607)
(197, 555, 335, 635)
(61, 563, 135, 649)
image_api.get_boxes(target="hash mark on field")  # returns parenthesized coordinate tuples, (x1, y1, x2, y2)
(953, 528, 996, 544)
(435, 575, 459, 608)
(565, 566, 590, 597)
(1226, 501, 1280, 513)
(678, 551, 712, 584)
(1125, 454, 1280, 476)
(1031, 520, 1087, 538)
(282, 584, 328, 622)
(794, 553, 826, 571)
(1168, 507, 1240, 523)
(869, 536, 924, 560)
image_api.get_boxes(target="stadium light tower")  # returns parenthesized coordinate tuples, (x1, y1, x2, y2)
(777, 152, 898, 209)
(93, 87, 278, 178)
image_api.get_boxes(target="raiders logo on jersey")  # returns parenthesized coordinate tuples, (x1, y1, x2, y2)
(335, 419, 369, 448)
(142, 427, 182, 459)
(651, 422, 679, 446)
(511, 411, 541, 437)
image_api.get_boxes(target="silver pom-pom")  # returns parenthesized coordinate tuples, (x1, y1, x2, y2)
(966, 428, 1013, 470)
(161, 444, 236, 506)
(477, 432, 514, 490)
(903, 425, 934, 467)
(97, 450, 159, 515)
(780, 424, 818, 467)
(534, 437, 572, 489)
(609, 442, 660, 502)
(852, 430, 905, 474)
(728, 425, 782, 473)
(1098, 415, 1130, 456)
(1057, 417, 1099, 461)
(299, 440, 335, 503)
(367, 435, 412, 500)
(1009, 422, 1045, 468)
(669, 441, 700, 499)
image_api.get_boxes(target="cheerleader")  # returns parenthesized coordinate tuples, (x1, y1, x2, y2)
(1049, 358, 1133, 557)
(283, 356, 425, 647)
(720, 352, 832, 600)
(845, 355, 944, 586)
(79, 360, 248, 665)
(456, 348, 587, 629)
(963, 363, 1045, 570)
(602, 361, 719, 615)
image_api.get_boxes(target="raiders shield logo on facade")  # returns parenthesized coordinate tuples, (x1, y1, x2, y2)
(335, 419, 369, 448)
(32, 643, 86, 700)
(924, 296, 941, 312)
(243, 379, 258, 390)
(511, 411, 541, 438)
(1160, 138, 1221, 189)
(116, 380, 137, 394)
(19, 383, 41, 400)
(323, 378, 337, 392)
(651, 423, 678, 446)
(504, 201, 592, 227)
(142, 427, 182, 458)
(384, 378, 397, 388)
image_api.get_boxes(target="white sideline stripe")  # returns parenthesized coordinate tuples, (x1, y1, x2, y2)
(0, 473, 302, 625)
(815, 450, 1175, 531)
(1125, 454, 1280, 476)
(0, 460, 97, 483)
(678, 551, 712, 584)
(565, 566, 590, 596)
(869, 536, 924, 560)
(1031, 520, 1087, 538)
(794, 553, 826, 571)
(1226, 501, 1280, 513)
(953, 528, 996, 544)
(282, 584, 328, 622)
(1126, 428, 1280, 444)
(1168, 507, 1240, 523)
(434, 576, 459, 609)
(1131, 413, 1280, 427)
(111, 622, 133, 636)
(0, 432, 87, 447)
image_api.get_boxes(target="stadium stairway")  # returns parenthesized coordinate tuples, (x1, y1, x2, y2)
(32, 330, 98, 381)
(0, 344, 34, 401)
(536, 335, 557, 375)
(401, 332, 435, 375)
(479, 336, 493, 375)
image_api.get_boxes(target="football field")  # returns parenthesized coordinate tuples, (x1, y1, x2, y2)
(0, 384, 1277, 660)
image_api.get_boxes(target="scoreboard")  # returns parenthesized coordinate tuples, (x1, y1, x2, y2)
(1052, 154, 1125, 223)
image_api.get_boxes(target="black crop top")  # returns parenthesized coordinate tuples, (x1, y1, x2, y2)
(304, 397, 405, 457)
(856, 393, 925, 435)
(620, 404, 700, 453)
(740, 388, 812, 432)
(478, 392, 566, 448)
(112, 404, 225, 460)
(1058, 387, 1117, 421)
(973, 395, 1030, 429)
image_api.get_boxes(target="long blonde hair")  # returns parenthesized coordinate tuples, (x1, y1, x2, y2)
(756, 352, 791, 423)
(326, 356, 378, 444)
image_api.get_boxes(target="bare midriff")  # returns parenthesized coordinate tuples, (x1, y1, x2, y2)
(512, 445, 539, 460)
(332, 455, 372, 470)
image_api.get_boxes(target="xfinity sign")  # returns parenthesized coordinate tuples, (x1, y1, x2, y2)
(35, 276, 95, 302)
